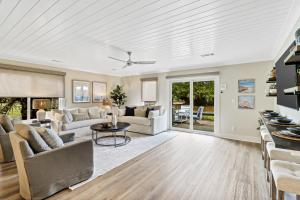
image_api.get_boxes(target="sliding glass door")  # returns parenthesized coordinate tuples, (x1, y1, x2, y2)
(171, 82, 190, 130)
(192, 81, 214, 132)
(170, 77, 218, 134)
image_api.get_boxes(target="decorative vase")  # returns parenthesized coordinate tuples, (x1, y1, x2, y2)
(112, 114, 117, 126)
(36, 109, 46, 121)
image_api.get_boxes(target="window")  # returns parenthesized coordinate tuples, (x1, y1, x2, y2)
(0, 97, 60, 120)
(141, 78, 158, 103)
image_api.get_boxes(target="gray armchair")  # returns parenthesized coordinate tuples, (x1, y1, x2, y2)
(10, 131, 94, 200)
(0, 115, 15, 163)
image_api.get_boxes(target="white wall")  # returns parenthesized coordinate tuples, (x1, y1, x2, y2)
(122, 61, 274, 142)
(274, 15, 300, 123)
(0, 59, 121, 108)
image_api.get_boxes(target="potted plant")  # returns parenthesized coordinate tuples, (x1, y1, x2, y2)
(110, 85, 127, 108)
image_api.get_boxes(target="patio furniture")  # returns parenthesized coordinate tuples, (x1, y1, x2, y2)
(193, 106, 204, 122)
(173, 105, 190, 123)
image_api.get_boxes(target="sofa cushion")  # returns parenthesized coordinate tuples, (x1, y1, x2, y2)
(118, 116, 151, 126)
(62, 118, 109, 131)
(0, 125, 6, 135)
(134, 108, 147, 117)
(63, 108, 78, 122)
(0, 115, 15, 132)
(125, 106, 136, 116)
(35, 127, 64, 149)
(72, 113, 90, 121)
(15, 124, 51, 153)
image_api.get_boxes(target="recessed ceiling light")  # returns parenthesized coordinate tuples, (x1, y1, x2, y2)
(200, 53, 215, 57)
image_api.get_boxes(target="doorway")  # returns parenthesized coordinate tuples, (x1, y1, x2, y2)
(169, 76, 219, 134)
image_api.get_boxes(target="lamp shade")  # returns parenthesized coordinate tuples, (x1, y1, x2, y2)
(102, 98, 112, 106)
(32, 99, 50, 110)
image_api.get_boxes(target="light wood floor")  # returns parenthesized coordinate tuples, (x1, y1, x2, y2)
(0, 133, 269, 200)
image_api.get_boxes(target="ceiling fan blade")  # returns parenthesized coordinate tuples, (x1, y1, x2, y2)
(108, 56, 127, 63)
(112, 64, 128, 71)
(132, 61, 156, 64)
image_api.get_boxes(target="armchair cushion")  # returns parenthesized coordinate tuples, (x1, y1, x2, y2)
(0, 133, 14, 162)
(0, 124, 6, 135)
(15, 124, 51, 153)
(35, 127, 64, 149)
(0, 115, 15, 132)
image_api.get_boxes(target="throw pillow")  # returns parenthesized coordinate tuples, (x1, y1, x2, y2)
(88, 107, 101, 119)
(72, 113, 90, 121)
(134, 108, 147, 117)
(15, 124, 51, 153)
(54, 113, 70, 124)
(0, 115, 15, 132)
(78, 108, 89, 114)
(63, 108, 78, 122)
(125, 106, 136, 116)
(89, 113, 100, 119)
(145, 107, 155, 118)
(35, 127, 64, 149)
(0, 124, 6, 135)
(118, 108, 126, 117)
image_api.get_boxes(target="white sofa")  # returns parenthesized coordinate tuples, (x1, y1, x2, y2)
(117, 106, 167, 135)
(51, 107, 109, 137)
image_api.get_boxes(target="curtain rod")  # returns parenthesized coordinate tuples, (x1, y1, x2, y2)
(0, 63, 66, 76)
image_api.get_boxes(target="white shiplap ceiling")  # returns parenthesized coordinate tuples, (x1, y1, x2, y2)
(0, 0, 299, 76)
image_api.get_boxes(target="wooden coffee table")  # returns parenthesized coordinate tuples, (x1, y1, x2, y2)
(90, 122, 131, 147)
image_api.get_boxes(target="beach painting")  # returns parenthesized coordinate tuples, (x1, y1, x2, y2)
(238, 79, 255, 93)
(238, 96, 255, 109)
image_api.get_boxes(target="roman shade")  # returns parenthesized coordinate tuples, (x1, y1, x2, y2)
(141, 78, 157, 102)
(0, 64, 65, 98)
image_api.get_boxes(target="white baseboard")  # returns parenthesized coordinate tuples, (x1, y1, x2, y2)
(215, 133, 260, 144)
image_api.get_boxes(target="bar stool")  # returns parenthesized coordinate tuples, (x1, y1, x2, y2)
(270, 160, 300, 200)
(265, 142, 300, 182)
(260, 125, 272, 167)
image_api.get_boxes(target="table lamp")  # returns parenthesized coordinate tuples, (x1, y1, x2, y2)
(102, 98, 112, 113)
(32, 99, 50, 121)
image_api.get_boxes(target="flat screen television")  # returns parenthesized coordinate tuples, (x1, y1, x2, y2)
(276, 42, 299, 109)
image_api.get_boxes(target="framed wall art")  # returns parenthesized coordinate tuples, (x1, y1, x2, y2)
(92, 81, 107, 103)
(72, 80, 91, 103)
(238, 95, 255, 109)
(238, 79, 255, 93)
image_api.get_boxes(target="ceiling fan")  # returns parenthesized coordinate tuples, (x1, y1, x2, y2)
(108, 51, 156, 70)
